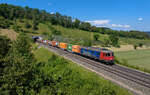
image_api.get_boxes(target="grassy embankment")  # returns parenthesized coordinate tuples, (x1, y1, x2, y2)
(33, 46, 133, 95)
(115, 49, 150, 73)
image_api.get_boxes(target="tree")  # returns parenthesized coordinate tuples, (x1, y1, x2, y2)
(109, 34, 119, 47)
(33, 20, 38, 30)
(102, 38, 110, 47)
(1, 33, 35, 94)
(79, 22, 91, 31)
(0, 16, 12, 28)
(0, 36, 11, 87)
(0, 36, 11, 58)
(90, 26, 99, 32)
(25, 21, 31, 28)
(12, 25, 23, 33)
(73, 19, 80, 28)
(93, 34, 99, 41)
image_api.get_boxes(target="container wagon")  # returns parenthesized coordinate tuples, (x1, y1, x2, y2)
(67, 44, 73, 52)
(59, 42, 67, 50)
(72, 45, 81, 54)
(51, 41, 59, 47)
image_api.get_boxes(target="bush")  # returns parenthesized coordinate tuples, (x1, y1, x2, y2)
(12, 25, 21, 32)
(25, 21, 31, 28)
(138, 43, 143, 48)
(133, 45, 137, 50)
(0, 16, 12, 28)
(93, 34, 99, 41)
(101, 38, 110, 47)
(109, 34, 120, 47)
(0, 33, 35, 95)
(33, 20, 38, 30)
(0, 35, 11, 57)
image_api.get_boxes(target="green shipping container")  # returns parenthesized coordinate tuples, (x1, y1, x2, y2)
(67, 44, 73, 51)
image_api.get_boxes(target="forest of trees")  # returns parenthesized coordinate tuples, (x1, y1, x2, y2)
(0, 3, 149, 39)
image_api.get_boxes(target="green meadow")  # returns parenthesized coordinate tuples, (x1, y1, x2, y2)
(115, 49, 150, 72)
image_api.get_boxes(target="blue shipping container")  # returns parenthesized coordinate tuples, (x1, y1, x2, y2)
(81, 48, 100, 59)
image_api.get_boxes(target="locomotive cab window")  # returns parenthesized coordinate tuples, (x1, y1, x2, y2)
(106, 53, 111, 56)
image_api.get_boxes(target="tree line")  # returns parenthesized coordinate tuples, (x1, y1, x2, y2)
(0, 3, 149, 39)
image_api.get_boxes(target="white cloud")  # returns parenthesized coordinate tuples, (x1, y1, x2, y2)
(138, 17, 143, 21)
(86, 20, 110, 25)
(50, 12, 54, 14)
(124, 25, 130, 28)
(111, 24, 130, 28)
(86, 19, 131, 29)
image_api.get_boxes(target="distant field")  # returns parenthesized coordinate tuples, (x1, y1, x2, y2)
(107, 44, 150, 52)
(33, 47, 132, 95)
(119, 37, 150, 46)
(115, 49, 150, 70)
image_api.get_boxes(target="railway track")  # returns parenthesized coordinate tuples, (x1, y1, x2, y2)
(41, 43, 150, 89)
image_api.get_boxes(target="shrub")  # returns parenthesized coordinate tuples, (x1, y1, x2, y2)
(25, 21, 31, 28)
(0, 16, 12, 28)
(133, 45, 137, 50)
(138, 43, 143, 48)
(0, 33, 35, 95)
(101, 38, 110, 47)
(93, 34, 99, 41)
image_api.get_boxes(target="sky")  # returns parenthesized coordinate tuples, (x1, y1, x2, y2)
(0, 0, 150, 31)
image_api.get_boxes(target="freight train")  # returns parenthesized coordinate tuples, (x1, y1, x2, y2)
(34, 36, 115, 65)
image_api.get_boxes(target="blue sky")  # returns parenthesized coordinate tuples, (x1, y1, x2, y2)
(0, 0, 150, 31)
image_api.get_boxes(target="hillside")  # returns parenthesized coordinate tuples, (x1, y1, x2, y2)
(0, 3, 150, 41)
(0, 3, 150, 50)
(36, 23, 150, 51)
(1, 18, 150, 51)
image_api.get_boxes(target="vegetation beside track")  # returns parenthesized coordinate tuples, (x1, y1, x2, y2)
(0, 33, 132, 95)
(115, 49, 150, 73)
(33, 47, 133, 95)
